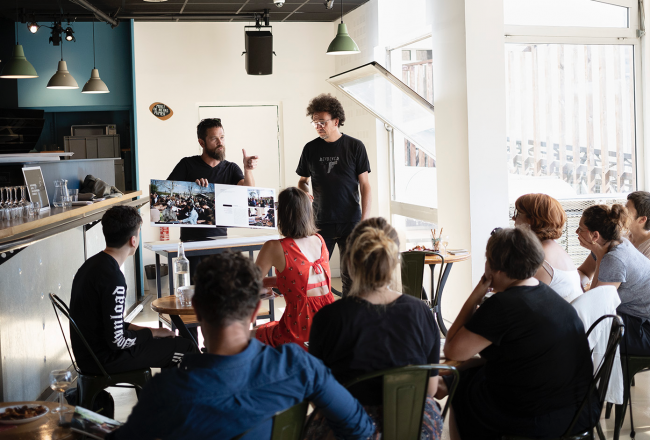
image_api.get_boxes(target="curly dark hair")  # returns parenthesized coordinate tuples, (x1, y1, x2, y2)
(486, 227, 544, 280)
(306, 93, 345, 127)
(193, 251, 263, 328)
(197, 118, 223, 142)
(102, 205, 142, 248)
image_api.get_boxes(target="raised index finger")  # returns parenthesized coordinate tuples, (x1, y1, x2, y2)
(242, 148, 247, 158)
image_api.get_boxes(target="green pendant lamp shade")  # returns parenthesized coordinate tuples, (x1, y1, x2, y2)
(327, 0, 360, 55)
(327, 23, 360, 55)
(82, 68, 109, 93)
(82, 22, 109, 94)
(0, 44, 38, 78)
(47, 60, 79, 89)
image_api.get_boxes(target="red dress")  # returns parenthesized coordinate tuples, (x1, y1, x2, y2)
(255, 235, 334, 350)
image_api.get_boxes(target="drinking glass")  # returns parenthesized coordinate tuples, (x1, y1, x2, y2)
(32, 201, 41, 217)
(442, 235, 449, 253)
(49, 369, 72, 413)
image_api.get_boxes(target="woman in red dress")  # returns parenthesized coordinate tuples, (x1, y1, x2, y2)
(253, 187, 335, 349)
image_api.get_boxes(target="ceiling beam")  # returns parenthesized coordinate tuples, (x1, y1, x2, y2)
(68, 0, 119, 27)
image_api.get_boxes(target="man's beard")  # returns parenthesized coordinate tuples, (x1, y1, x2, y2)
(206, 145, 225, 161)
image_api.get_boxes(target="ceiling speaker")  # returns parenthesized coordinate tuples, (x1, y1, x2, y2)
(245, 31, 273, 75)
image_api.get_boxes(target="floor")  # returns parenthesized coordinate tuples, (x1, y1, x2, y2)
(108, 278, 650, 439)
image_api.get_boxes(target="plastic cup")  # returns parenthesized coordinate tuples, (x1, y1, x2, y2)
(177, 285, 195, 306)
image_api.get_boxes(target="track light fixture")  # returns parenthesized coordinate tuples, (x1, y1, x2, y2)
(64, 27, 75, 42)
(27, 21, 40, 33)
(324, 0, 334, 9)
(49, 22, 63, 46)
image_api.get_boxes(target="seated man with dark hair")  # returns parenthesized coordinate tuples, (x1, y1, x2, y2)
(70, 205, 198, 375)
(108, 251, 374, 440)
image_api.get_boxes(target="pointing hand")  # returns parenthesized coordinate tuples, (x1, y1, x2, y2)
(243, 149, 259, 171)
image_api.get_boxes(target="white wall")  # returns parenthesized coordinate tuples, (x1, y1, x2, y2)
(133, 22, 336, 265)
(432, 0, 510, 318)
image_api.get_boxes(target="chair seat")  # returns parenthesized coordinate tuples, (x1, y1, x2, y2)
(77, 368, 152, 410)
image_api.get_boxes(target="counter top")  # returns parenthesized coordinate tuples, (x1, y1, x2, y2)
(0, 191, 144, 251)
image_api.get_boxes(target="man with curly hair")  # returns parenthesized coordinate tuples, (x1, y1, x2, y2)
(108, 251, 374, 440)
(297, 94, 372, 297)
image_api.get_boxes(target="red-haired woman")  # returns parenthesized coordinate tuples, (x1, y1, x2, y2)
(513, 194, 583, 302)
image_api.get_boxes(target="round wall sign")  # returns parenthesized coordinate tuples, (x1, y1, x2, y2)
(150, 102, 173, 120)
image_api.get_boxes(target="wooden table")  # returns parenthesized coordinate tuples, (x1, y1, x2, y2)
(423, 251, 471, 336)
(151, 296, 199, 348)
(144, 235, 280, 328)
(0, 401, 81, 440)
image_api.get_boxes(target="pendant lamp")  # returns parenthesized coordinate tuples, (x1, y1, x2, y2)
(82, 22, 109, 93)
(47, 42, 79, 89)
(0, 23, 38, 78)
(326, 0, 360, 55)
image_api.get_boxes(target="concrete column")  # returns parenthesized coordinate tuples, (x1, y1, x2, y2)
(432, 0, 510, 318)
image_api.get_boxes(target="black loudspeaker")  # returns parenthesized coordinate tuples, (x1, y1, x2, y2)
(245, 31, 273, 75)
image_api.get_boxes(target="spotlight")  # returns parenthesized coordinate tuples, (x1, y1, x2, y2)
(324, 0, 334, 9)
(49, 22, 63, 46)
(64, 27, 75, 42)
(27, 22, 40, 33)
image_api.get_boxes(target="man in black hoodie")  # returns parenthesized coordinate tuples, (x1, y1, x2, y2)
(70, 205, 198, 374)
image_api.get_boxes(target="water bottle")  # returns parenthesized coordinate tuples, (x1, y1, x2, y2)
(175, 242, 190, 291)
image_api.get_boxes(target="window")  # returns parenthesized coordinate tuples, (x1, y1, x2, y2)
(327, 61, 436, 209)
(505, 43, 637, 201)
(504, 0, 629, 28)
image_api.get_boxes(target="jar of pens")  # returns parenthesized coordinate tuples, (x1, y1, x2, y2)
(430, 228, 449, 253)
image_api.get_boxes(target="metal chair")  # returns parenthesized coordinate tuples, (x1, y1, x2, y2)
(400, 251, 448, 335)
(306, 364, 458, 440)
(230, 400, 309, 440)
(608, 355, 650, 440)
(49, 293, 152, 410)
(502, 314, 624, 440)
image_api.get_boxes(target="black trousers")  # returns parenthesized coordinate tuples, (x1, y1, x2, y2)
(78, 337, 199, 375)
(619, 312, 650, 356)
(318, 222, 358, 297)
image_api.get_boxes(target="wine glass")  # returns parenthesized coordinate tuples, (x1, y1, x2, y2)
(442, 235, 449, 253)
(49, 369, 72, 413)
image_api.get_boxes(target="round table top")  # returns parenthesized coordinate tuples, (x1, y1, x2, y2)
(0, 401, 81, 440)
(419, 251, 471, 264)
(151, 296, 196, 315)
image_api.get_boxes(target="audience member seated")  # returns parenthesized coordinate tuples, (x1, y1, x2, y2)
(513, 193, 583, 302)
(576, 204, 650, 356)
(442, 227, 598, 440)
(307, 218, 443, 440)
(70, 206, 199, 375)
(254, 187, 334, 349)
(107, 251, 374, 440)
(625, 191, 650, 258)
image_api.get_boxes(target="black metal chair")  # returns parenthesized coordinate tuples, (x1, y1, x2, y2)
(49, 293, 152, 410)
(502, 314, 624, 440)
(607, 354, 650, 440)
(230, 400, 309, 440)
(305, 364, 459, 440)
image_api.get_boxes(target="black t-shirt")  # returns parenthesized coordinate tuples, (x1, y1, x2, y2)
(167, 156, 244, 242)
(296, 134, 371, 224)
(70, 252, 152, 372)
(308, 294, 440, 405)
(465, 283, 593, 416)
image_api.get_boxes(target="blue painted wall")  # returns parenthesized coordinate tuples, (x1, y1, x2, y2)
(16, 21, 133, 109)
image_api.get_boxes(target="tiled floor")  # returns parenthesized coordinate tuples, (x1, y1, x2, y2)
(109, 279, 650, 439)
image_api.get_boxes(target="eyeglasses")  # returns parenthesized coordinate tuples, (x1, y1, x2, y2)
(511, 208, 518, 220)
(311, 119, 331, 128)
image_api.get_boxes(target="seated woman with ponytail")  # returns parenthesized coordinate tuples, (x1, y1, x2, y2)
(577, 204, 650, 355)
(307, 218, 443, 440)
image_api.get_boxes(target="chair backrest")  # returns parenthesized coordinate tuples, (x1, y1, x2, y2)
(230, 400, 309, 440)
(400, 252, 426, 299)
(49, 293, 111, 379)
(343, 365, 460, 440)
(563, 314, 623, 436)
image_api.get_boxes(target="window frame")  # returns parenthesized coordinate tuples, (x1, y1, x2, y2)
(503, 0, 645, 195)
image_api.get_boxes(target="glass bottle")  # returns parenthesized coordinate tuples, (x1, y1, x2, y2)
(175, 242, 190, 292)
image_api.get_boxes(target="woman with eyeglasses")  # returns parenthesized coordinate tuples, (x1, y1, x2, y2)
(440, 227, 597, 439)
(576, 204, 650, 356)
(512, 194, 583, 302)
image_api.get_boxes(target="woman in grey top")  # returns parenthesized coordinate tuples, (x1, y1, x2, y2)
(577, 204, 650, 355)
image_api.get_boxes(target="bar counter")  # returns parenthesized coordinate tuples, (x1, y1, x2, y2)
(0, 190, 146, 403)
